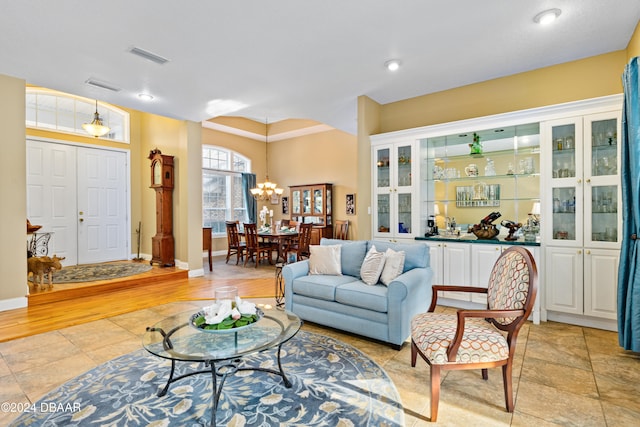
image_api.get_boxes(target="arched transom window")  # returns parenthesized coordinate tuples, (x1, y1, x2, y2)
(26, 88, 130, 143)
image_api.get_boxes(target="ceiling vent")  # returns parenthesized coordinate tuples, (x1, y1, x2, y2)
(84, 78, 121, 92)
(128, 46, 170, 65)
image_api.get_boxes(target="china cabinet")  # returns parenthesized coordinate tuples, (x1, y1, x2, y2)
(542, 109, 621, 328)
(289, 183, 332, 244)
(371, 141, 417, 241)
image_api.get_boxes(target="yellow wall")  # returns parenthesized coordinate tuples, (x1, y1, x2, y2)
(0, 74, 27, 307)
(628, 20, 640, 60)
(379, 51, 627, 134)
(269, 129, 358, 239)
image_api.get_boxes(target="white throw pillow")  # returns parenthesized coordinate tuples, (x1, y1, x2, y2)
(308, 245, 342, 275)
(380, 248, 406, 285)
(360, 245, 386, 285)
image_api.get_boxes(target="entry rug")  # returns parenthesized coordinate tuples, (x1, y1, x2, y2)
(11, 331, 404, 426)
(51, 262, 152, 283)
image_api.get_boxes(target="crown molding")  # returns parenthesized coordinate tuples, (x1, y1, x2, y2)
(201, 121, 333, 142)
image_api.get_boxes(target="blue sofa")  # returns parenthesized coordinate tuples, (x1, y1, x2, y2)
(283, 238, 433, 348)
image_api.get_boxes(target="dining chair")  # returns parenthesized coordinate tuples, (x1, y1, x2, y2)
(243, 223, 272, 268)
(287, 223, 313, 261)
(334, 220, 349, 240)
(410, 246, 537, 422)
(203, 227, 213, 271)
(225, 221, 245, 265)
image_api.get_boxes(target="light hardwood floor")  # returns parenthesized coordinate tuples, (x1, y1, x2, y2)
(1, 255, 639, 426)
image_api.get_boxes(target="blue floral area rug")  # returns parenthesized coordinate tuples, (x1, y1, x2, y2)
(11, 331, 404, 426)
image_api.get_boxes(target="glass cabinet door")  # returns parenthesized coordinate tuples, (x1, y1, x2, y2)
(589, 118, 618, 178)
(313, 188, 323, 214)
(584, 112, 621, 247)
(292, 190, 301, 214)
(377, 194, 391, 234)
(551, 122, 578, 180)
(545, 117, 583, 246)
(397, 192, 412, 234)
(396, 144, 412, 187)
(551, 187, 577, 241)
(376, 147, 390, 188)
(302, 189, 311, 214)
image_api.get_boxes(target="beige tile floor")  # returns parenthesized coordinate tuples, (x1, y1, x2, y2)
(1, 258, 639, 426)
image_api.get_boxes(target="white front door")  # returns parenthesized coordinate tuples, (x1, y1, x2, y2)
(77, 147, 128, 264)
(26, 140, 129, 265)
(27, 140, 78, 265)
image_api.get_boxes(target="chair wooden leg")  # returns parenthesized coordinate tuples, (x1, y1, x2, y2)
(482, 368, 488, 380)
(411, 339, 418, 367)
(225, 249, 232, 264)
(430, 365, 441, 422)
(502, 362, 514, 412)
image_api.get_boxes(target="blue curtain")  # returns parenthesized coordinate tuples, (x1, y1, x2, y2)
(243, 173, 257, 224)
(618, 56, 640, 351)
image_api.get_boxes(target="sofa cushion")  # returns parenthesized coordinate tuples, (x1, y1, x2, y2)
(335, 280, 388, 313)
(292, 274, 359, 301)
(360, 245, 386, 285)
(380, 248, 406, 285)
(368, 241, 428, 272)
(308, 245, 342, 275)
(321, 239, 367, 277)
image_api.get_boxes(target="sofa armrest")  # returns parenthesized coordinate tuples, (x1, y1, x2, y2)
(387, 267, 434, 346)
(282, 260, 310, 311)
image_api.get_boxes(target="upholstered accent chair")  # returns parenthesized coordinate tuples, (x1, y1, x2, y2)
(225, 221, 245, 265)
(410, 246, 537, 422)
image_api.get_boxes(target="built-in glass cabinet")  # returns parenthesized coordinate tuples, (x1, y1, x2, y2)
(543, 112, 621, 247)
(372, 142, 416, 240)
(420, 123, 540, 235)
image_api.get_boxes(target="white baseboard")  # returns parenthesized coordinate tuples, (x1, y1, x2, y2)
(189, 268, 205, 278)
(546, 311, 617, 332)
(0, 296, 28, 312)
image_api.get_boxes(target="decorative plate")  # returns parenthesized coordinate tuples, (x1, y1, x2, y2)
(190, 308, 264, 333)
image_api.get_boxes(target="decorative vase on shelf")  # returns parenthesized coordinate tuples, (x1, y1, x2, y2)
(469, 132, 483, 155)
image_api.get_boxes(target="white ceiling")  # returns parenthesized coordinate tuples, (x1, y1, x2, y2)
(1, 1, 638, 135)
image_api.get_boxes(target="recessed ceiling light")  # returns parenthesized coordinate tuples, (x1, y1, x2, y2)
(385, 59, 401, 71)
(533, 8, 561, 25)
(138, 93, 154, 101)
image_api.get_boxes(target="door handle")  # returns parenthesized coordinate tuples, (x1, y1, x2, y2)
(79, 218, 84, 222)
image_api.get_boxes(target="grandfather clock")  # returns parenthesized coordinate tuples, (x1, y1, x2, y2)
(148, 148, 175, 267)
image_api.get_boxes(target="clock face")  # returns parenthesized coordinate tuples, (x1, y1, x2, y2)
(153, 161, 162, 185)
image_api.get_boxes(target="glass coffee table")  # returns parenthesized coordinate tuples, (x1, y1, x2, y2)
(143, 302, 302, 427)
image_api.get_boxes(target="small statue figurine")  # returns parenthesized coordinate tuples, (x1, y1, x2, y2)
(501, 220, 522, 241)
(469, 132, 483, 155)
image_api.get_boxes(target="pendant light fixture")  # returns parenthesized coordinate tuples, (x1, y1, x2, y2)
(250, 119, 283, 200)
(82, 100, 110, 138)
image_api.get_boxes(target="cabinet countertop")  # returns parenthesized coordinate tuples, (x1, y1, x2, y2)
(416, 235, 540, 247)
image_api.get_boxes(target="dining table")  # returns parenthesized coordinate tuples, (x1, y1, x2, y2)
(258, 227, 299, 264)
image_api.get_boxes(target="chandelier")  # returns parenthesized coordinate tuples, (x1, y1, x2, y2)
(82, 100, 110, 138)
(250, 120, 283, 200)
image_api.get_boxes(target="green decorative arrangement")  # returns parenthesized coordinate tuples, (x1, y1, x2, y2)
(191, 309, 262, 331)
(190, 293, 263, 332)
(469, 132, 483, 155)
